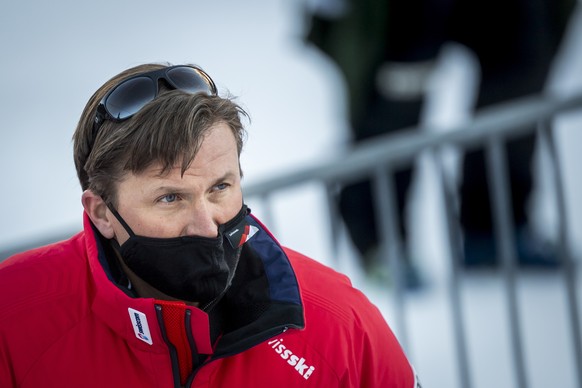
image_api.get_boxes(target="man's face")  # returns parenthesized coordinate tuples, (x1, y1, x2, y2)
(108, 122, 243, 245)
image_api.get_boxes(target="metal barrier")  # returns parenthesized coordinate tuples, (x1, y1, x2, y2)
(242, 92, 582, 388)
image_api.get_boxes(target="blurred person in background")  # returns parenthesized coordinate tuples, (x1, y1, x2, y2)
(448, 0, 575, 267)
(304, 0, 575, 277)
(0, 62, 418, 387)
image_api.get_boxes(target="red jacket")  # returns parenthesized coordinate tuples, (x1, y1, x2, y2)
(0, 212, 416, 387)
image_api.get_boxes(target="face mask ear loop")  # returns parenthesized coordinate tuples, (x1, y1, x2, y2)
(221, 204, 248, 231)
(105, 202, 137, 237)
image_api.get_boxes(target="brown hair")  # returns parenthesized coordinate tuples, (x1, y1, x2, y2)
(72, 63, 247, 205)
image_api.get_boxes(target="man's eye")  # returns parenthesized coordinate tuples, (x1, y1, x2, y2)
(160, 194, 178, 203)
(215, 183, 229, 191)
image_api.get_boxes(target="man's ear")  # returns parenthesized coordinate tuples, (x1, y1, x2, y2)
(82, 190, 115, 239)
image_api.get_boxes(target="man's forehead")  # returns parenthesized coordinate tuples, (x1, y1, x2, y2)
(126, 163, 192, 183)
(124, 159, 239, 183)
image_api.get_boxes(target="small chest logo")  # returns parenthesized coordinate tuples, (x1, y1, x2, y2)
(128, 308, 153, 345)
(267, 338, 315, 380)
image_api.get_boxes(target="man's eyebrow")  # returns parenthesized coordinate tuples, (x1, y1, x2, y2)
(213, 171, 238, 183)
(147, 172, 238, 195)
(147, 185, 186, 196)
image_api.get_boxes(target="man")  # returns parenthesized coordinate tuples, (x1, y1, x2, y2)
(0, 63, 418, 387)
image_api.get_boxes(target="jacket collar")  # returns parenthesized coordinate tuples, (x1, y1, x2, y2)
(83, 211, 305, 357)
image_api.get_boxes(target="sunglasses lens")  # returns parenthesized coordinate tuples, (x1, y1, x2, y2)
(167, 66, 215, 94)
(105, 76, 156, 120)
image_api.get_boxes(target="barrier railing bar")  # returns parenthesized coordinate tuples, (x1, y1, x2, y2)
(540, 120, 582, 388)
(372, 165, 409, 353)
(257, 193, 277, 237)
(243, 93, 582, 197)
(433, 147, 473, 388)
(486, 135, 528, 388)
(324, 181, 342, 267)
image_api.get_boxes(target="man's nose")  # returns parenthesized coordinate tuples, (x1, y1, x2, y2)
(183, 202, 219, 238)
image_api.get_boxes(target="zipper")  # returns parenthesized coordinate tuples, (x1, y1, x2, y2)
(185, 325, 295, 386)
(155, 304, 184, 388)
(184, 309, 201, 387)
(157, 304, 299, 387)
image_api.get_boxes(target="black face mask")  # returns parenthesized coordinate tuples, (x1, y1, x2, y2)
(109, 204, 250, 309)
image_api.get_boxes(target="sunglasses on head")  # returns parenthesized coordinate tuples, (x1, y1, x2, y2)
(92, 65, 218, 136)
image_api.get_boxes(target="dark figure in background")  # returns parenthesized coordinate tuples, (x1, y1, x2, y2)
(449, 0, 575, 267)
(305, 0, 452, 287)
(304, 0, 575, 278)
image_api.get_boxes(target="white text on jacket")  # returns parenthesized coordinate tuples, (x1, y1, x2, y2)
(267, 338, 315, 380)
